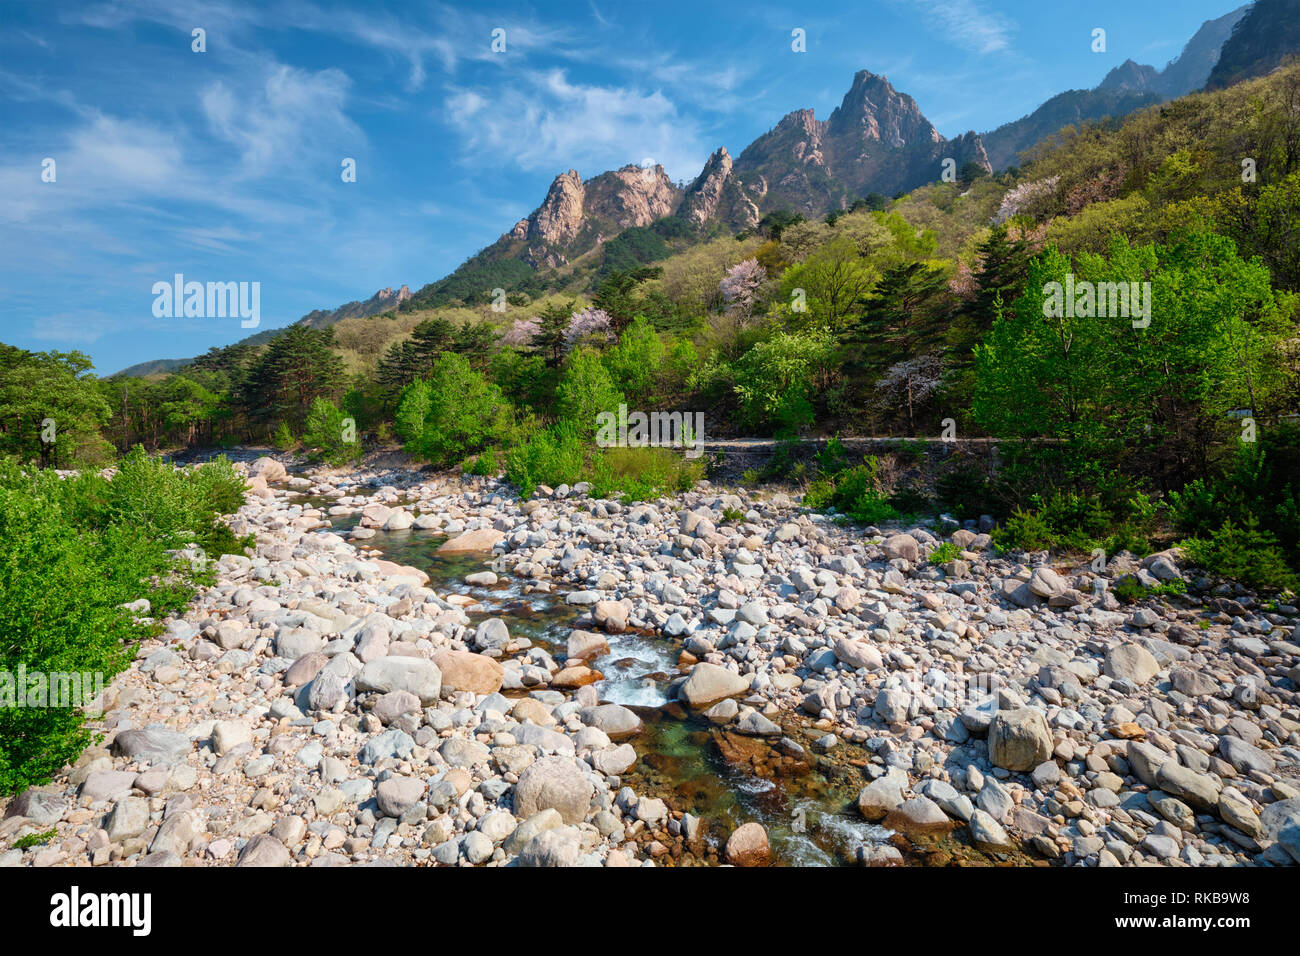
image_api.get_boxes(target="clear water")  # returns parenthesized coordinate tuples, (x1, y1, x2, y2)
(315, 496, 1036, 868)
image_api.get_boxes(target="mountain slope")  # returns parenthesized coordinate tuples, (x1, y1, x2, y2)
(982, 5, 1248, 170)
(1207, 0, 1300, 88)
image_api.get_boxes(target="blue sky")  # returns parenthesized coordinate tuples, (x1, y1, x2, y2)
(0, 0, 1243, 374)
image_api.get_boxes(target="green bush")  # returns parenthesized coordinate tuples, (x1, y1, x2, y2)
(989, 489, 1155, 556)
(732, 330, 834, 436)
(301, 397, 362, 466)
(463, 448, 500, 476)
(271, 420, 295, 451)
(557, 348, 625, 438)
(929, 542, 961, 564)
(0, 451, 249, 796)
(504, 422, 587, 498)
(807, 458, 902, 524)
(992, 506, 1055, 552)
(1178, 518, 1298, 593)
(397, 353, 515, 467)
(587, 446, 704, 501)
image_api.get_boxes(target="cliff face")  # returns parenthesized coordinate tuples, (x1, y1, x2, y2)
(733, 71, 990, 215)
(505, 164, 683, 267)
(679, 147, 760, 231)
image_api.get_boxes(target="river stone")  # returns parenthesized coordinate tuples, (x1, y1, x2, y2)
(355, 657, 441, 704)
(236, 834, 291, 867)
(1217, 791, 1261, 838)
(383, 510, 414, 531)
(433, 649, 504, 695)
(724, 822, 770, 866)
(679, 662, 749, 709)
(967, 809, 1011, 847)
(5, 789, 66, 826)
(987, 708, 1053, 771)
(882, 534, 919, 562)
(437, 528, 505, 553)
(1126, 741, 1171, 788)
(834, 637, 882, 671)
(517, 826, 583, 867)
(566, 630, 610, 661)
(112, 724, 192, 766)
(592, 601, 628, 634)
(80, 770, 137, 804)
(369, 689, 417, 724)
(440, 737, 491, 768)
(1218, 735, 1275, 775)
(504, 808, 564, 854)
(874, 687, 911, 724)
(248, 457, 286, 482)
(1170, 667, 1218, 697)
(105, 797, 149, 842)
(376, 776, 425, 817)
(591, 744, 637, 776)
(307, 669, 350, 711)
(1028, 566, 1066, 598)
(514, 756, 593, 824)
(1156, 761, 1221, 812)
(283, 652, 328, 688)
(1260, 797, 1300, 863)
(150, 810, 199, 856)
(579, 704, 642, 739)
(886, 796, 950, 833)
(857, 777, 904, 821)
(734, 712, 781, 736)
(1104, 642, 1159, 685)
(211, 720, 252, 756)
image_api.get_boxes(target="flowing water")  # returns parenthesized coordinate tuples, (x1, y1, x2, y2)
(299, 492, 1039, 867)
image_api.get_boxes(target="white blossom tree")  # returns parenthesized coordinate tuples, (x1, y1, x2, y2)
(875, 353, 943, 436)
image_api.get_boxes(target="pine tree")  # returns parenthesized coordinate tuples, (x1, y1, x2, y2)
(241, 325, 345, 429)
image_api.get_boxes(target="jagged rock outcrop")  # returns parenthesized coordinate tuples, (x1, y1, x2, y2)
(526, 169, 586, 250)
(297, 284, 411, 330)
(509, 164, 683, 267)
(678, 147, 759, 230)
(733, 70, 990, 215)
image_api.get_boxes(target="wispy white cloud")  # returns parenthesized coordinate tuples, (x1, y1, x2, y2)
(444, 68, 710, 182)
(897, 0, 1015, 55)
(201, 63, 361, 175)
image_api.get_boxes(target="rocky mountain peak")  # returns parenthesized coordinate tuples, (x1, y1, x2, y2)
(679, 146, 759, 230)
(525, 169, 587, 248)
(827, 69, 939, 149)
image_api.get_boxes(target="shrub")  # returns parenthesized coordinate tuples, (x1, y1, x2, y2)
(602, 317, 666, 405)
(272, 420, 295, 451)
(556, 348, 625, 438)
(301, 397, 362, 466)
(992, 507, 1055, 552)
(929, 542, 961, 564)
(732, 330, 834, 436)
(504, 422, 586, 498)
(0, 452, 249, 796)
(587, 446, 704, 501)
(1178, 518, 1299, 593)
(809, 458, 902, 524)
(815, 435, 850, 476)
(397, 353, 515, 467)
